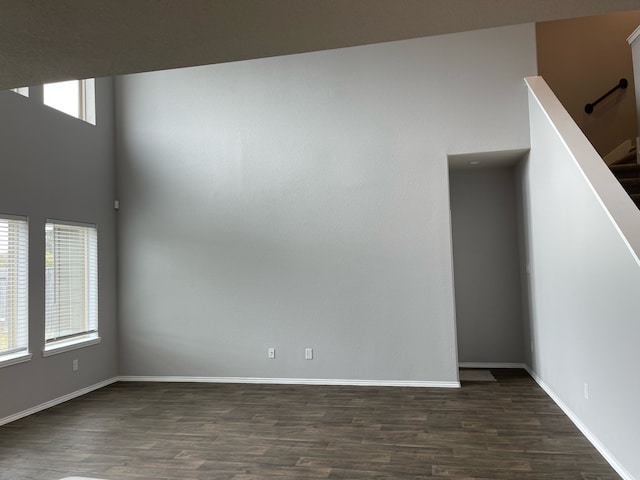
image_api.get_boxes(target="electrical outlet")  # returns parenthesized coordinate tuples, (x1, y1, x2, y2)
(268, 348, 275, 359)
(584, 383, 589, 400)
(305, 348, 313, 360)
(72, 359, 78, 371)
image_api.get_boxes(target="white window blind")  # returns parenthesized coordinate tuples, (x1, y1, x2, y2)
(45, 221, 98, 346)
(0, 216, 29, 359)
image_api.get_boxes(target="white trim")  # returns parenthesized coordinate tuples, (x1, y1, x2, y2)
(0, 352, 32, 369)
(0, 213, 28, 221)
(0, 377, 117, 427)
(525, 77, 640, 269)
(58, 478, 105, 480)
(45, 218, 97, 229)
(43, 336, 101, 357)
(627, 25, 640, 45)
(458, 362, 526, 369)
(82, 78, 96, 125)
(117, 376, 460, 388)
(524, 366, 635, 480)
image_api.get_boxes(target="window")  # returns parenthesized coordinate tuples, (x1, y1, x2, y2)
(10, 87, 29, 97)
(44, 79, 95, 124)
(44, 221, 98, 354)
(0, 215, 30, 367)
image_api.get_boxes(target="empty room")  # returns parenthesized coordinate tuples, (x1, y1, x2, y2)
(1, 2, 640, 479)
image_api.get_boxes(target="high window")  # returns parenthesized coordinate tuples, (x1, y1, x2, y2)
(44, 221, 99, 354)
(44, 79, 95, 125)
(0, 215, 29, 367)
(10, 87, 29, 97)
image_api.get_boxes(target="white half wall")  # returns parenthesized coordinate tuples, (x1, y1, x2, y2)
(115, 24, 537, 383)
(522, 76, 640, 480)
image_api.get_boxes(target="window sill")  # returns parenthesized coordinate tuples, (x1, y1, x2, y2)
(0, 351, 32, 369)
(43, 335, 101, 357)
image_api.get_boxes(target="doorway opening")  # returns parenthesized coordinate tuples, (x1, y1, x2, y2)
(448, 150, 528, 372)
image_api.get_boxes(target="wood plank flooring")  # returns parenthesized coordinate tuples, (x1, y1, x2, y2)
(0, 369, 621, 479)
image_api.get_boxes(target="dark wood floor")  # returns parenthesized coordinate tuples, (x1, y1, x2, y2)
(0, 369, 620, 480)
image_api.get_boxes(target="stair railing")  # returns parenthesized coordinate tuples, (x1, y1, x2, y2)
(585, 78, 628, 114)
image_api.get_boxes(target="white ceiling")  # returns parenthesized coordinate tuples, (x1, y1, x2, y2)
(3, 0, 640, 90)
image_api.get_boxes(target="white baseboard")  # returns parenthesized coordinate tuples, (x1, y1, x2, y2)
(0, 377, 118, 427)
(524, 366, 634, 480)
(458, 362, 526, 369)
(117, 375, 460, 388)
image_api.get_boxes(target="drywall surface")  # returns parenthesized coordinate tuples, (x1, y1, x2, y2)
(537, 10, 640, 156)
(449, 166, 524, 364)
(522, 77, 640, 479)
(115, 24, 537, 383)
(515, 155, 534, 371)
(0, 79, 118, 420)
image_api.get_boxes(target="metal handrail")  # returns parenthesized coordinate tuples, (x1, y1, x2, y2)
(585, 78, 628, 114)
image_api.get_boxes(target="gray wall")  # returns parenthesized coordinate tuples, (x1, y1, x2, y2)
(522, 79, 640, 479)
(0, 80, 118, 419)
(449, 166, 524, 364)
(115, 24, 537, 383)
